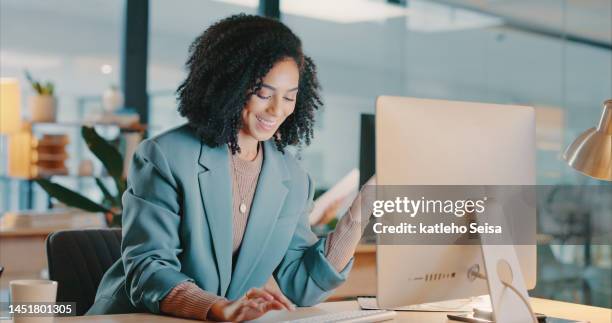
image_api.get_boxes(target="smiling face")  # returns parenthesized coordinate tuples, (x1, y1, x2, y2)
(240, 58, 300, 143)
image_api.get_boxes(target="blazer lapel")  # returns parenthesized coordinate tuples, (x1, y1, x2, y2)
(227, 140, 290, 297)
(198, 143, 233, 296)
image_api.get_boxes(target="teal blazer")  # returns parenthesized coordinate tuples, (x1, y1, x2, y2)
(86, 124, 352, 315)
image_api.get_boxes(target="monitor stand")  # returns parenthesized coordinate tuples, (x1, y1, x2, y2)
(473, 202, 537, 323)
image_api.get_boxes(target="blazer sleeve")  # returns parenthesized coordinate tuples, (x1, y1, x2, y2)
(273, 174, 354, 306)
(120, 139, 194, 314)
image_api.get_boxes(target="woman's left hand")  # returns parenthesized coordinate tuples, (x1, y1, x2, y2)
(346, 175, 377, 223)
(322, 175, 377, 271)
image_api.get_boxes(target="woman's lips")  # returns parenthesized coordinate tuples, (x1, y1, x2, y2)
(256, 115, 277, 131)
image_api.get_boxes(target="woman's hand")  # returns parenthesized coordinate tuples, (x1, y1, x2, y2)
(347, 175, 377, 223)
(323, 175, 377, 271)
(208, 287, 293, 321)
(315, 198, 344, 226)
(262, 277, 295, 310)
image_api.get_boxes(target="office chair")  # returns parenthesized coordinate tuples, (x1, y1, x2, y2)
(46, 228, 122, 315)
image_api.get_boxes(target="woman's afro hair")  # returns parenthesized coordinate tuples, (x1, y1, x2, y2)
(177, 14, 322, 154)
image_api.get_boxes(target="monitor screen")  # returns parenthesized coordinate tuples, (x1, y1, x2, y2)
(359, 114, 375, 187)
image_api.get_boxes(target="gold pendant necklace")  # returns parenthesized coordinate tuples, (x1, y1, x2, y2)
(231, 146, 258, 214)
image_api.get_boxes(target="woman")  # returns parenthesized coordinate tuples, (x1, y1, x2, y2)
(87, 14, 373, 321)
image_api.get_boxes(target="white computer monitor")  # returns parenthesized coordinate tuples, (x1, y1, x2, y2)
(374, 96, 537, 308)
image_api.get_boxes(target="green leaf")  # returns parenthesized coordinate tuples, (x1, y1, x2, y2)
(24, 70, 36, 85)
(34, 82, 43, 95)
(25, 71, 41, 94)
(81, 126, 126, 209)
(116, 178, 126, 206)
(35, 178, 111, 213)
(81, 126, 124, 179)
(326, 217, 339, 230)
(45, 82, 54, 96)
(95, 177, 120, 207)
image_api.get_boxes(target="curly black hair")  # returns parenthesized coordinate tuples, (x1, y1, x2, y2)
(177, 14, 322, 154)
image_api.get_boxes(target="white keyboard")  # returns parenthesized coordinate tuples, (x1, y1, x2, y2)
(285, 309, 396, 323)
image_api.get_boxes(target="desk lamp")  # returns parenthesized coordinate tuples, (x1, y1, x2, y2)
(563, 99, 612, 181)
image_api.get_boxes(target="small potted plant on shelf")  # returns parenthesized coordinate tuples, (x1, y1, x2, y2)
(35, 126, 128, 227)
(103, 84, 124, 112)
(25, 70, 57, 122)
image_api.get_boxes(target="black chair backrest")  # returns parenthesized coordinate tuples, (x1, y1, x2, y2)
(46, 228, 122, 315)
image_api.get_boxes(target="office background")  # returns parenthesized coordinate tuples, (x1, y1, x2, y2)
(1, 0, 611, 308)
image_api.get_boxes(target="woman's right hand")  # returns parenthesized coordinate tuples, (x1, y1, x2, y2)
(208, 287, 290, 321)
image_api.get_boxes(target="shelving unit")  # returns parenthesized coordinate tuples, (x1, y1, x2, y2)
(0, 121, 145, 211)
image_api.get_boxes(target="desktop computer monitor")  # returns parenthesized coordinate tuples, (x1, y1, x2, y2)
(374, 96, 537, 308)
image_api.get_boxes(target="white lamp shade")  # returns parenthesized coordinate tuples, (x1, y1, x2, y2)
(0, 78, 22, 134)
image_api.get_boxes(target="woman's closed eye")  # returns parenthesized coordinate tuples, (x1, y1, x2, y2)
(256, 93, 272, 100)
(256, 93, 295, 102)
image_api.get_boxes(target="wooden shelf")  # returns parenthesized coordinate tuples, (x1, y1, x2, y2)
(29, 121, 147, 132)
(0, 174, 113, 181)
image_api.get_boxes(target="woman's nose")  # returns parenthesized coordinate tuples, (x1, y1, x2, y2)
(268, 98, 283, 117)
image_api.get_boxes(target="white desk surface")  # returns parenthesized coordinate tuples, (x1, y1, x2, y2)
(41, 298, 610, 323)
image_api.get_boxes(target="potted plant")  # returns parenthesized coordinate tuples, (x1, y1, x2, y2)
(25, 70, 57, 122)
(35, 126, 128, 227)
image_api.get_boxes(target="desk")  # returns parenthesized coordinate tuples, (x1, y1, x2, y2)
(331, 243, 376, 300)
(0, 227, 52, 277)
(45, 298, 610, 323)
(0, 212, 106, 278)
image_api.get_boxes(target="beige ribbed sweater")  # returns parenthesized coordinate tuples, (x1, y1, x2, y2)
(160, 145, 362, 320)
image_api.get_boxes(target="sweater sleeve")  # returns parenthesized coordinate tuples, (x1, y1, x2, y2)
(160, 282, 225, 320)
(324, 179, 375, 272)
(324, 208, 364, 271)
